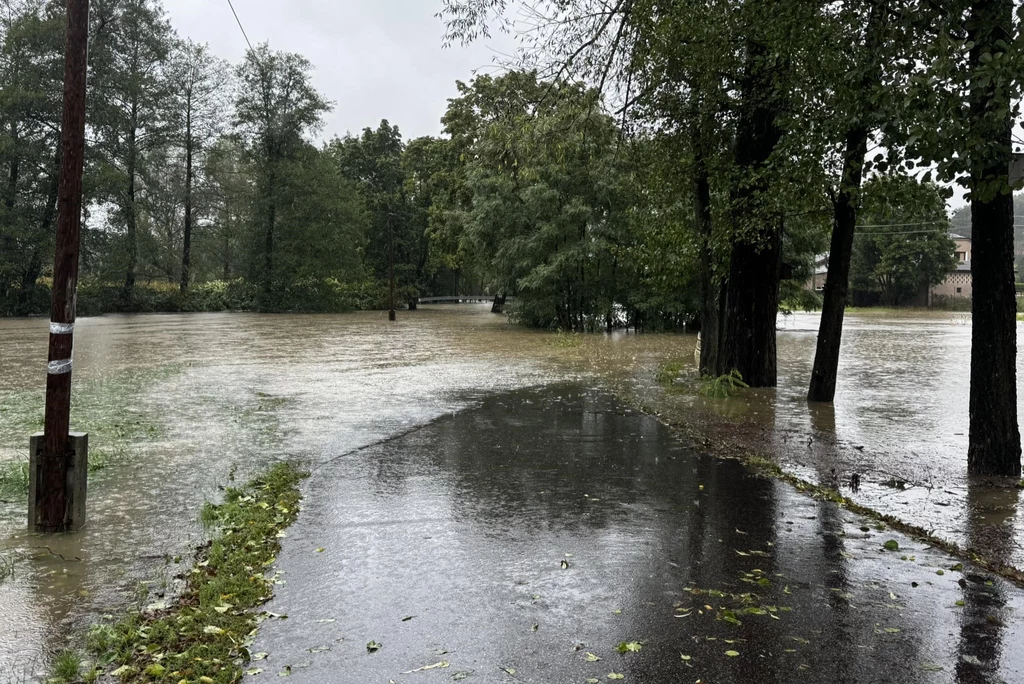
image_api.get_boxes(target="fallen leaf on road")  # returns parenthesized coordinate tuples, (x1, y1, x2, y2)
(402, 661, 449, 673)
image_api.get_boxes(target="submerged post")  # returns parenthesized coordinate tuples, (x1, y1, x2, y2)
(30, 0, 91, 533)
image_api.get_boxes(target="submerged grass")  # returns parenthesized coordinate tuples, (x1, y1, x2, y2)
(654, 360, 690, 386)
(0, 365, 177, 447)
(0, 459, 29, 498)
(0, 366, 176, 498)
(50, 462, 306, 684)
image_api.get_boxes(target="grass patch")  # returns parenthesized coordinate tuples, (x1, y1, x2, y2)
(655, 360, 691, 386)
(0, 459, 29, 498)
(51, 650, 83, 683)
(548, 330, 583, 348)
(0, 552, 14, 584)
(59, 461, 306, 683)
(698, 370, 750, 399)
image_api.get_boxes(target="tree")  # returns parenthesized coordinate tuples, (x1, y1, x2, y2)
(89, 0, 175, 299)
(438, 72, 634, 330)
(808, 0, 895, 402)
(849, 175, 956, 306)
(439, 0, 832, 384)
(903, 0, 1022, 475)
(233, 44, 330, 304)
(167, 39, 229, 293)
(330, 120, 424, 305)
(0, 0, 64, 315)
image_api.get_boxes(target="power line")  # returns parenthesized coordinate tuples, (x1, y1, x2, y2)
(854, 229, 948, 236)
(855, 222, 947, 228)
(225, 0, 255, 56)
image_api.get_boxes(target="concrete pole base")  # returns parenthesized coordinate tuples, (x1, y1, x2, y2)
(28, 432, 88, 532)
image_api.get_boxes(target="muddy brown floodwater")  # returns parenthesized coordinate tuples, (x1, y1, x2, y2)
(0, 306, 1020, 682)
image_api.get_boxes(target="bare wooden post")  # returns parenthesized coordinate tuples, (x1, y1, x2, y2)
(32, 0, 91, 533)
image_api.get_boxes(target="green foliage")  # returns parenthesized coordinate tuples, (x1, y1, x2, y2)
(655, 361, 691, 386)
(779, 281, 823, 314)
(698, 370, 750, 399)
(851, 175, 957, 307)
(50, 650, 82, 683)
(440, 71, 656, 331)
(0, 460, 29, 498)
(548, 330, 583, 348)
(76, 462, 306, 684)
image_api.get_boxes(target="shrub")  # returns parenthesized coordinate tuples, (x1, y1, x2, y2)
(698, 370, 749, 398)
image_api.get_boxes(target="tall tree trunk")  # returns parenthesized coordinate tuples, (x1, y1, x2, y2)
(262, 160, 277, 305)
(181, 109, 194, 294)
(693, 126, 719, 376)
(808, 0, 886, 402)
(1, 123, 20, 307)
(123, 113, 138, 299)
(16, 144, 62, 316)
(718, 35, 785, 387)
(966, 0, 1019, 476)
(5, 123, 18, 212)
(807, 126, 869, 401)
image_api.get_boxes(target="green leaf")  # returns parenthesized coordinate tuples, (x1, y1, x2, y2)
(725, 650, 740, 657)
(616, 641, 643, 653)
(883, 540, 899, 551)
(367, 640, 382, 653)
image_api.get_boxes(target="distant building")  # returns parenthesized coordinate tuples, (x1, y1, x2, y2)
(930, 234, 972, 300)
(806, 235, 974, 303)
(810, 254, 828, 291)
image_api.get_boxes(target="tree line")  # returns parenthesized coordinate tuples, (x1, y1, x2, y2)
(440, 0, 1023, 476)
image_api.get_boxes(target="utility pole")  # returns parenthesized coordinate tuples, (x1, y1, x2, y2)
(388, 213, 396, 322)
(31, 0, 91, 533)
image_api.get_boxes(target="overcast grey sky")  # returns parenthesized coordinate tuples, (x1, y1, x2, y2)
(163, 0, 510, 142)
(160, 1, 986, 210)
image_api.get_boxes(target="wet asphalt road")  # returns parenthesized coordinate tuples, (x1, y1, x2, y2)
(252, 385, 1022, 684)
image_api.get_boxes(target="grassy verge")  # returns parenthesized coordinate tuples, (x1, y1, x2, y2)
(51, 462, 307, 684)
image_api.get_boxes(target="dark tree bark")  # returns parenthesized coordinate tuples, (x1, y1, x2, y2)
(693, 130, 719, 376)
(123, 109, 138, 299)
(718, 35, 785, 387)
(966, 0, 1020, 476)
(808, 0, 886, 402)
(181, 105, 194, 294)
(15, 145, 61, 315)
(261, 160, 277, 305)
(807, 127, 869, 401)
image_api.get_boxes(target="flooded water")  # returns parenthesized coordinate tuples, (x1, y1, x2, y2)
(0, 306, 1021, 680)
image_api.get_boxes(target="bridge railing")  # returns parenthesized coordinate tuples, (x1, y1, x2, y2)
(417, 295, 514, 304)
